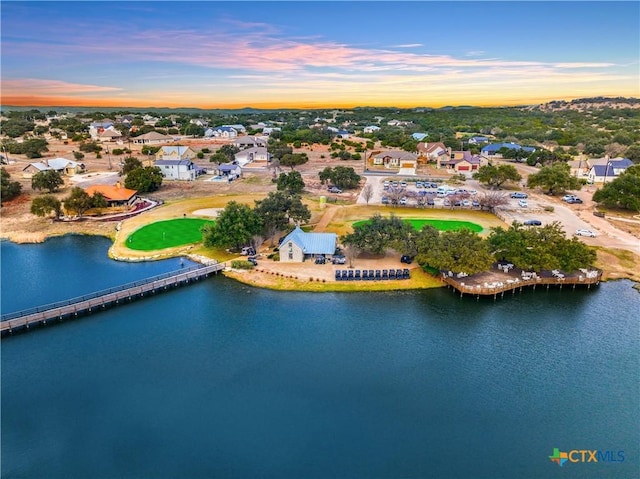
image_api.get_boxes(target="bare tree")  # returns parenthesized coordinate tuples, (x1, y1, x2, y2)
(361, 183, 373, 205)
(479, 191, 509, 212)
(250, 235, 264, 253)
(267, 158, 281, 178)
(343, 244, 361, 268)
(386, 187, 405, 205)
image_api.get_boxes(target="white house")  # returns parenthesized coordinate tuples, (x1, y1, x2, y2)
(371, 150, 418, 169)
(232, 136, 267, 149)
(216, 163, 242, 179)
(363, 125, 381, 134)
(210, 126, 238, 138)
(587, 158, 633, 183)
(154, 159, 198, 181)
(279, 226, 337, 263)
(131, 131, 174, 145)
(234, 147, 270, 166)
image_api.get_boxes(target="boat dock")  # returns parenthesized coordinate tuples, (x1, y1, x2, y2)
(441, 263, 602, 299)
(1, 263, 225, 336)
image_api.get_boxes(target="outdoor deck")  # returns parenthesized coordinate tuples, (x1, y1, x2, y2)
(441, 262, 602, 299)
(1, 263, 225, 336)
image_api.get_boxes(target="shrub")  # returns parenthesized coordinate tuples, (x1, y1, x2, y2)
(231, 260, 254, 269)
(544, 206, 555, 212)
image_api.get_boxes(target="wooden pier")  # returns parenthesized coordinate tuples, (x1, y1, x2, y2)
(441, 263, 602, 300)
(1, 263, 225, 336)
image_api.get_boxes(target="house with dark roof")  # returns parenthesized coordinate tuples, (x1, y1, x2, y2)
(216, 163, 242, 179)
(481, 142, 535, 157)
(587, 158, 633, 183)
(438, 150, 483, 173)
(279, 226, 338, 263)
(232, 136, 267, 149)
(468, 136, 489, 144)
(210, 126, 238, 138)
(416, 142, 448, 163)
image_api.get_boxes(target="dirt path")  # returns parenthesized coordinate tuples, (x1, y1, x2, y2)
(314, 204, 341, 232)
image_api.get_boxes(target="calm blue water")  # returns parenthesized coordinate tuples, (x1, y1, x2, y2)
(1, 236, 639, 478)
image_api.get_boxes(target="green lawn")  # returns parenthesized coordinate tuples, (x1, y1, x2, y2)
(352, 218, 483, 233)
(126, 218, 215, 251)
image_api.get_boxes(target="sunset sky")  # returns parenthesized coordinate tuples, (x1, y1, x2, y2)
(1, 1, 638, 109)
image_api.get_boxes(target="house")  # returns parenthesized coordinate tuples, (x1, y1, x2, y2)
(371, 150, 418, 169)
(567, 158, 591, 179)
(416, 142, 448, 163)
(84, 184, 138, 207)
(481, 142, 536, 157)
(412, 132, 428, 141)
(210, 126, 238, 138)
(22, 158, 85, 178)
(216, 163, 242, 179)
(468, 136, 489, 144)
(587, 158, 633, 183)
(232, 136, 267, 149)
(234, 147, 270, 166)
(190, 118, 209, 127)
(131, 131, 175, 145)
(279, 225, 338, 263)
(222, 124, 246, 134)
(96, 129, 123, 142)
(261, 127, 281, 136)
(155, 159, 199, 181)
(155, 146, 197, 161)
(88, 121, 120, 141)
(363, 125, 381, 134)
(438, 150, 483, 172)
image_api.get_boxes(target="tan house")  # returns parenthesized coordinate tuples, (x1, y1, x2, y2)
(371, 150, 418, 170)
(155, 146, 197, 161)
(416, 142, 448, 164)
(131, 131, 175, 145)
(438, 150, 483, 172)
(22, 158, 85, 178)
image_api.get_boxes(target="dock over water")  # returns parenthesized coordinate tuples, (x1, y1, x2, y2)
(1, 263, 225, 336)
(441, 262, 602, 299)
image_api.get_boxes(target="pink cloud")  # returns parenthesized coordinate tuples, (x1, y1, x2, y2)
(2, 79, 122, 96)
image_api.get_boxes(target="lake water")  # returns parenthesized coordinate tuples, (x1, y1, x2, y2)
(1, 236, 639, 478)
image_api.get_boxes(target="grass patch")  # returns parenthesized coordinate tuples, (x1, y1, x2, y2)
(352, 218, 483, 233)
(127, 218, 214, 251)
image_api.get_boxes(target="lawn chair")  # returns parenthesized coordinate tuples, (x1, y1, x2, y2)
(355, 270, 361, 280)
(382, 269, 389, 279)
(362, 270, 368, 280)
(335, 270, 341, 281)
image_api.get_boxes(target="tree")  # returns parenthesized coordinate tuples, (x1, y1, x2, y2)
(254, 191, 311, 234)
(624, 144, 640, 163)
(209, 152, 229, 165)
(124, 166, 163, 193)
(30, 195, 62, 219)
(31, 170, 64, 193)
(121, 156, 143, 175)
(343, 213, 414, 255)
(1, 168, 22, 203)
(416, 229, 494, 275)
(276, 171, 305, 195)
(79, 141, 102, 154)
(361, 183, 373, 205)
(527, 162, 582, 195)
(73, 151, 85, 161)
(318, 166, 361, 190)
(280, 152, 308, 170)
(473, 164, 522, 189)
(592, 165, 640, 211)
(63, 187, 93, 217)
(201, 201, 262, 250)
(478, 191, 509, 212)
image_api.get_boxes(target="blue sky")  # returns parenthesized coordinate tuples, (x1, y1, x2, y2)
(1, 1, 638, 108)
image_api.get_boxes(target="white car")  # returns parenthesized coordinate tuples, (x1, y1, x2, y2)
(575, 229, 597, 237)
(518, 199, 528, 207)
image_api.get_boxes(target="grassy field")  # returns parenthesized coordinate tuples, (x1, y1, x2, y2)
(127, 218, 214, 251)
(352, 218, 483, 233)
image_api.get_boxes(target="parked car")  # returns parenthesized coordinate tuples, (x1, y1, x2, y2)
(510, 192, 528, 199)
(524, 219, 542, 226)
(575, 229, 597, 237)
(471, 200, 480, 207)
(400, 181, 407, 188)
(328, 186, 342, 194)
(247, 257, 258, 266)
(400, 197, 407, 205)
(381, 196, 389, 205)
(416, 181, 423, 188)
(462, 199, 471, 207)
(400, 255, 414, 264)
(562, 194, 577, 202)
(332, 255, 346, 265)
(241, 246, 256, 256)
(518, 199, 528, 207)
(427, 198, 435, 206)
(383, 180, 390, 188)
(314, 256, 326, 264)
(567, 197, 583, 204)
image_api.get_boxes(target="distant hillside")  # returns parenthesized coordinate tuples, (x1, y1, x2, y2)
(531, 97, 640, 112)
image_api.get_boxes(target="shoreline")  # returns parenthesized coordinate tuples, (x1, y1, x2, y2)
(1, 230, 638, 292)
